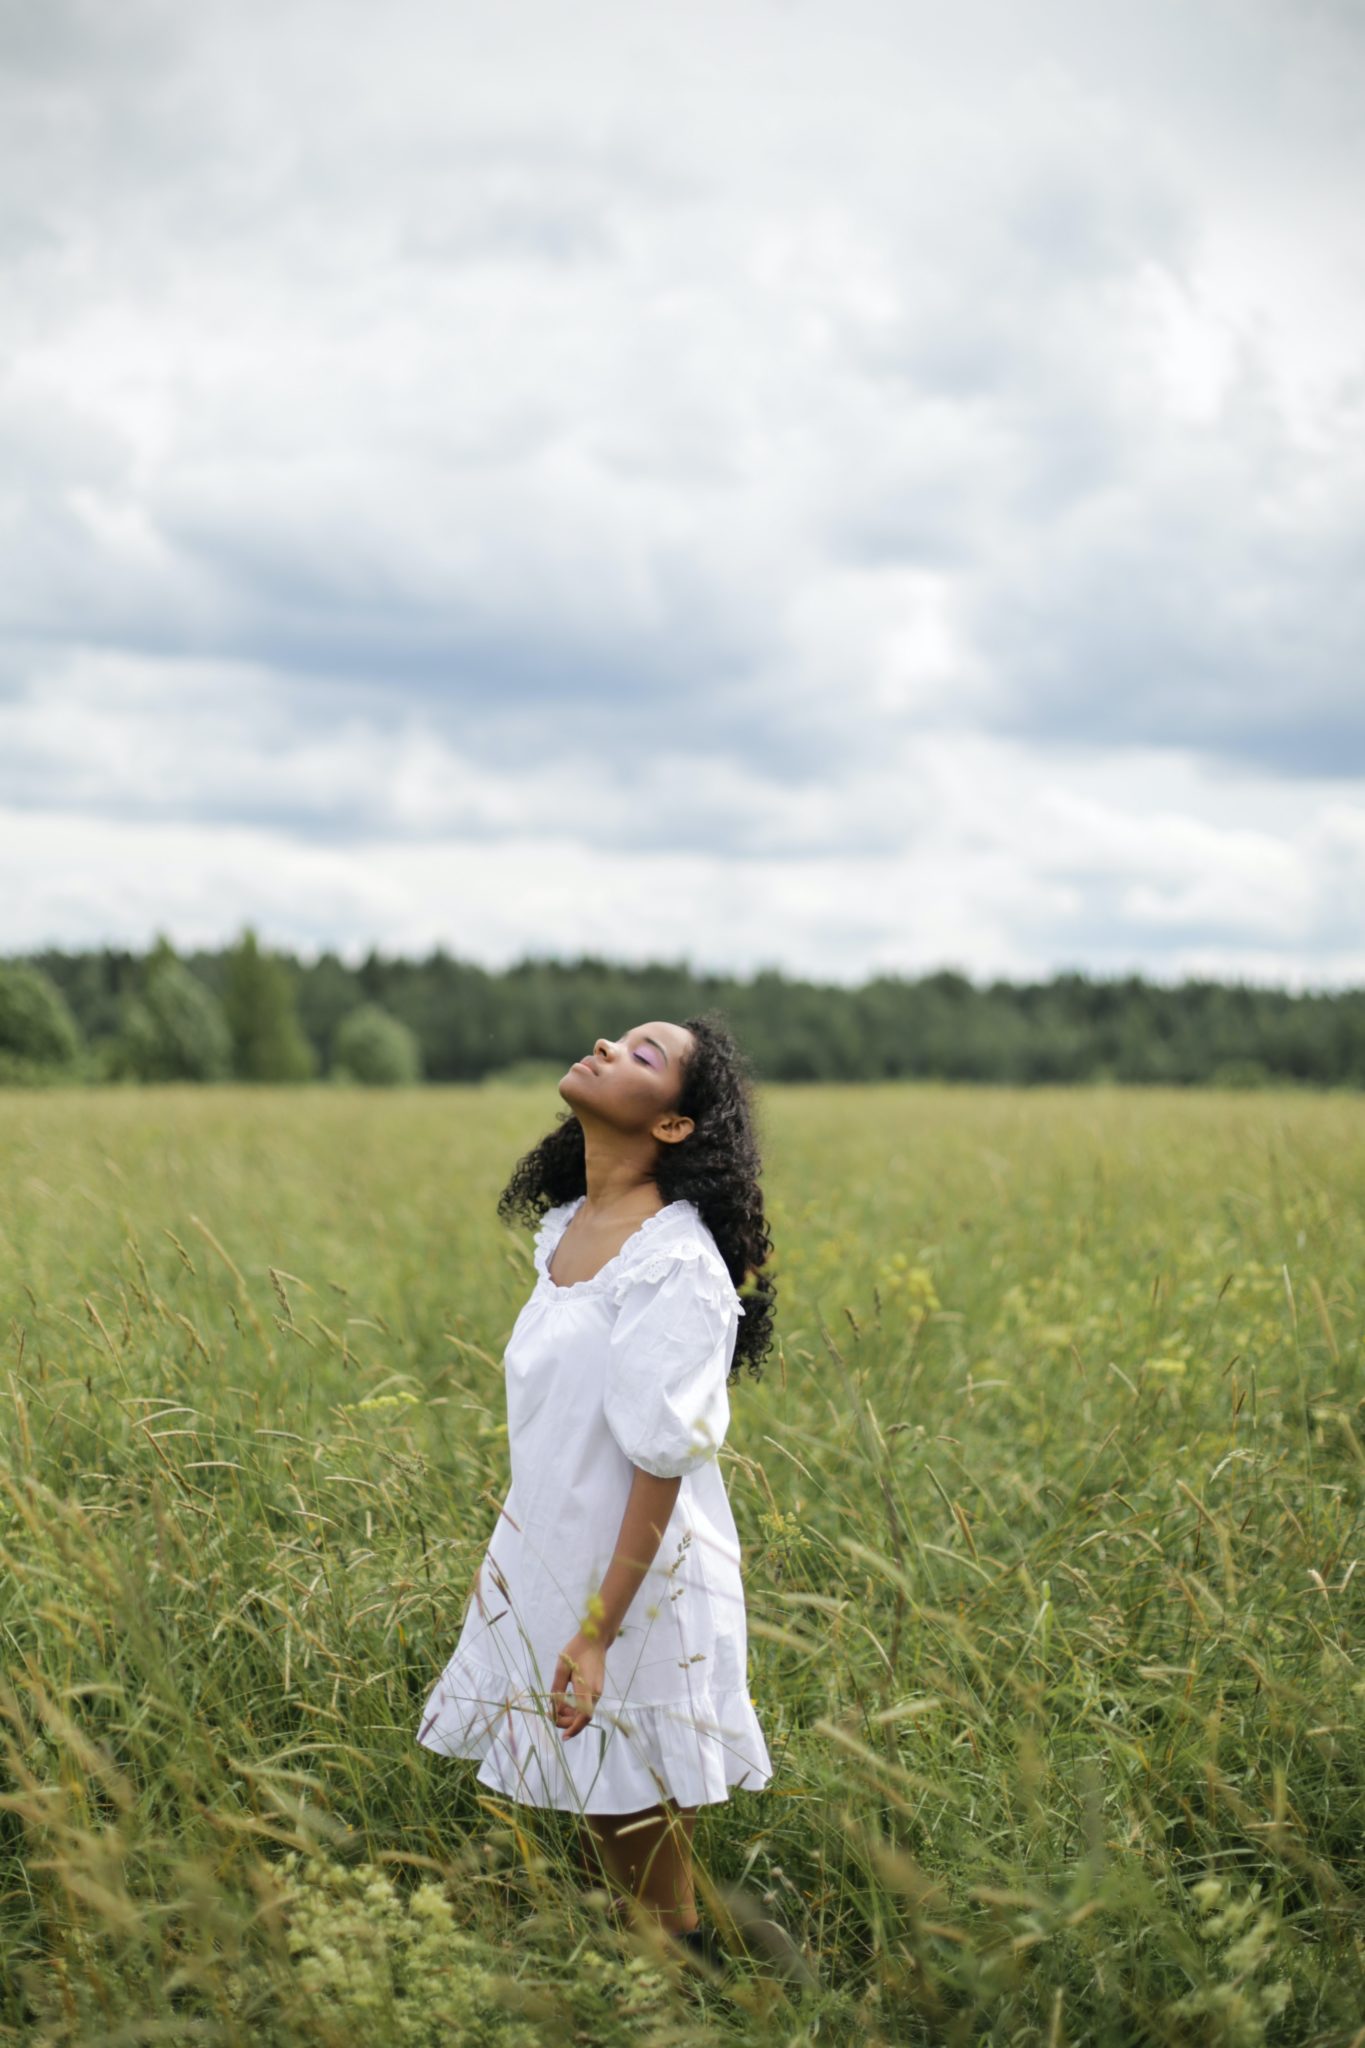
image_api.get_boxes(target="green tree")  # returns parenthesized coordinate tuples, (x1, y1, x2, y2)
(223, 927, 316, 1081)
(295, 948, 362, 1069)
(0, 962, 84, 1083)
(332, 1003, 423, 1086)
(113, 938, 232, 1082)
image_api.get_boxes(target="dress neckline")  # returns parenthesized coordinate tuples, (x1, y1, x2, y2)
(541, 1195, 691, 1298)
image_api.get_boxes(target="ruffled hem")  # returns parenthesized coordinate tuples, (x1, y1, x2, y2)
(416, 1649, 773, 1814)
(532, 1198, 745, 1318)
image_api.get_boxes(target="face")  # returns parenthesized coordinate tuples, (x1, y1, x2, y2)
(558, 1020, 696, 1139)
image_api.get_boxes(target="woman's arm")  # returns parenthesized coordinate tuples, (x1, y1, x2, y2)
(552, 1467, 680, 1738)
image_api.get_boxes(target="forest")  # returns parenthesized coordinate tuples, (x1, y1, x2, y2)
(2, 930, 1362, 1087)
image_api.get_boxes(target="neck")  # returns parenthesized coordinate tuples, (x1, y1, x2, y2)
(578, 1124, 660, 1213)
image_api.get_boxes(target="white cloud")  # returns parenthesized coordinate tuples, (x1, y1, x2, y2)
(7, 689, 1363, 988)
(4, 0, 1364, 983)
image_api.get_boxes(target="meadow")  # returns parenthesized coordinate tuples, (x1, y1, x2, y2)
(1, 1080, 1361, 2046)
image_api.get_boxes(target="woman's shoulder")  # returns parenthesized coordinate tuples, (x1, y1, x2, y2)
(612, 1200, 745, 1317)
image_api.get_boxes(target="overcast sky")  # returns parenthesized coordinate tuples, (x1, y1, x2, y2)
(3, 0, 1363, 987)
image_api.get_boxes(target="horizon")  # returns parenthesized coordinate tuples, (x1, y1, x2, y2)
(7, 931, 1361, 1001)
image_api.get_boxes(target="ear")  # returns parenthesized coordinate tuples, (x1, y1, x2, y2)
(652, 1111, 695, 1147)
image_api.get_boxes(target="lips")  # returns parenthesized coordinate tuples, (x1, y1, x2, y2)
(573, 1057, 598, 1074)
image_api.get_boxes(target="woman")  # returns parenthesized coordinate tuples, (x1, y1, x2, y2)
(417, 1011, 776, 1966)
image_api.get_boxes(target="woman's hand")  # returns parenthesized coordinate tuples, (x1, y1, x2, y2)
(550, 1632, 607, 1739)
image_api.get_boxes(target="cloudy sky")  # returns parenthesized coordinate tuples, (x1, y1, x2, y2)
(3, 0, 1363, 987)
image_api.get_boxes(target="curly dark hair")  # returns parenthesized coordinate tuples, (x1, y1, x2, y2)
(495, 1010, 775, 1381)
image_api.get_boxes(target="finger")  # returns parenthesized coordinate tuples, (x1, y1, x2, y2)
(559, 1677, 594, 1737)
(552, 1671, 581, 1720)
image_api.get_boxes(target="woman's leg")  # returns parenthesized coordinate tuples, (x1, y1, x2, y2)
(582, 1800, 700, 1935)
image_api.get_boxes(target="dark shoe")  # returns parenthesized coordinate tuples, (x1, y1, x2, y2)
(669, 1921, 730, 1978)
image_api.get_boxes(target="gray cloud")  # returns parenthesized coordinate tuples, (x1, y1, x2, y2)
(3, 0, 1364, 977)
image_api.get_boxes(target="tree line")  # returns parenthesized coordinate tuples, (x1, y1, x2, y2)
(1, 932, 1362, 1088)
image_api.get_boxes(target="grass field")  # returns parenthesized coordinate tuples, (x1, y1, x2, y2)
(2, 1081, 1362, 2045)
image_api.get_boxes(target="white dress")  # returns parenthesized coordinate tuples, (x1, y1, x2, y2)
(416, 1195, 774, 1814)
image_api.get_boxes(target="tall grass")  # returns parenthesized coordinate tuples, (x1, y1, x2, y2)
(1, 1082, 1361, 2045)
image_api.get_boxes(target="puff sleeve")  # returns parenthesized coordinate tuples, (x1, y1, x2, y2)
(603, 1247, 741, 1479)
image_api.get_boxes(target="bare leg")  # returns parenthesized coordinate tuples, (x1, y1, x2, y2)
(582, 1800, 700, 1935)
